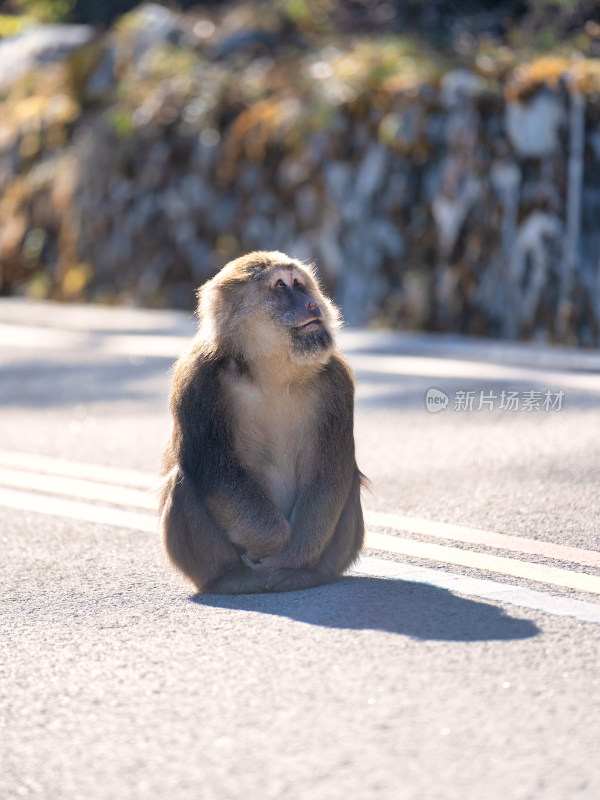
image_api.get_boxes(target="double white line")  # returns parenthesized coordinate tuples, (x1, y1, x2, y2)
(0, 450, 157, 533)
(1, 448, 600, 623)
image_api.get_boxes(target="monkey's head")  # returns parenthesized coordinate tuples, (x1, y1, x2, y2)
(197, 251, 341, 365)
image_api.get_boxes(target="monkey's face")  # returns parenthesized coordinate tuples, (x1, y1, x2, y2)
(196, 253, 340, 364)
(266, 267, 333, 357)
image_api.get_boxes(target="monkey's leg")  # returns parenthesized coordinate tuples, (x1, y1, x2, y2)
(161, 469, 240, 592)
(205, 565, 273, 594)
(316, 469, 365, 577)
(265, 567, 336, 593)
(251, 470, 365, 593)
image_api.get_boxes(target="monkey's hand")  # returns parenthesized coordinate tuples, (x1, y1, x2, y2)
(232, 517, 291, 563)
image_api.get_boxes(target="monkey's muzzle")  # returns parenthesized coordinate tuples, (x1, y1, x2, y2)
(298, 318, 322, 329)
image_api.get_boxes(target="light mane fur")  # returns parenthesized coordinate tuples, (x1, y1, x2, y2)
(226, 367, 321, 517)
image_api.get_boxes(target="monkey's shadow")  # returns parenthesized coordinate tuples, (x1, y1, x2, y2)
(192, 575, 540, 641)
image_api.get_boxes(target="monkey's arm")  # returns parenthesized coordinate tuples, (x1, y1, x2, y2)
(246, 355, 356, 571)
(170, 351, 290, 561)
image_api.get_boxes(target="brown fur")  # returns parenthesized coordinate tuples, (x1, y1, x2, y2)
(159, 250, 365, 594)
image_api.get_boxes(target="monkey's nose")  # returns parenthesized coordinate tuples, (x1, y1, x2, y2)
(306, 301, 320, 314)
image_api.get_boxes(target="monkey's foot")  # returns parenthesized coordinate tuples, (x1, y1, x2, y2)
(206, 565, 270, 594)
(265, 568, 334, 593)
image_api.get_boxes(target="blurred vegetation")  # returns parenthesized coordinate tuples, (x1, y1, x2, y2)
(2, 0, 600, 342)
(1, 0, 600, 52)
(9, 0, 76, 22)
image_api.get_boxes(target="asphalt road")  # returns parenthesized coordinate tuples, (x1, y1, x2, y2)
(1, 299, 599, 800)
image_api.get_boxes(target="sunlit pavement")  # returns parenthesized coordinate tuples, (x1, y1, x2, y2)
(1, 298, 599, 800)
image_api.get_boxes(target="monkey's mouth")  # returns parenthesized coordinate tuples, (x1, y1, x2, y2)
(297, 319, 322, 330)
(290, 317, 332, 355)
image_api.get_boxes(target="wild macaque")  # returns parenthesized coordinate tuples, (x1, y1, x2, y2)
(159, 250, 365, 594)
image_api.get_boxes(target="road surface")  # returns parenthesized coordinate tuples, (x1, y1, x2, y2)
(1, 299, 599, 800)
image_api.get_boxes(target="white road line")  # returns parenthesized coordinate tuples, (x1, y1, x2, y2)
(0, 487, 157, 533)
(2, 467, 600, 593)
(3, 452, 598, 573)
(351, 557, 600, 625)
(0, 450, 155, 490)
(352, 556, 600, 625)
(3, 468, 597, 593)
(2, 462, 600, 592)
(365, 510, 600, 568)
(364, 532, 600, 595)
(2, 487, 598, 624)
(0, 467, 156, 510)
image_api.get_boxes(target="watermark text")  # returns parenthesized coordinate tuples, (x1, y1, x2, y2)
(425, 388, 564, 413)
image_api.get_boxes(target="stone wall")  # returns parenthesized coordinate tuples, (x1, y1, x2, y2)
(1, 3, 600, 344)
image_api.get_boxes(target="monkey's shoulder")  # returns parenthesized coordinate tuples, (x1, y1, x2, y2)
(173, 345, 235, 393)
(320, 352, 355, 394)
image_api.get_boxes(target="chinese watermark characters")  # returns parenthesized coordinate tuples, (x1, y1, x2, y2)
(425, 388, 564, 413)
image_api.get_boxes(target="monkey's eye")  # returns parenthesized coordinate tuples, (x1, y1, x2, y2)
(292, 278, 302, 288)
(275, 278, 286, 288)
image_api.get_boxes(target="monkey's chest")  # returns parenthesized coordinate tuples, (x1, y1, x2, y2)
(228, 384, 317, 518)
